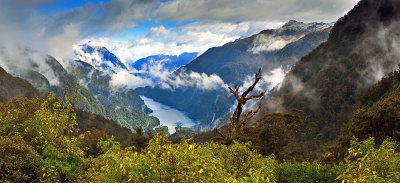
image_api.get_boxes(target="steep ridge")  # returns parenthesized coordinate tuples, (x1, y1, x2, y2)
(137, 21, 332, 127)
(0, 50, 159, 131)
(0, 66, 133, 143)
(335, 66, 400, 157)
(0, 67, 40, 102)
(258, 0, 400, 144)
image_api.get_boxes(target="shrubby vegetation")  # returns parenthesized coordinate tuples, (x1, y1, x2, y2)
(0, 94, 399, 182)
(339, 137, 400, 182)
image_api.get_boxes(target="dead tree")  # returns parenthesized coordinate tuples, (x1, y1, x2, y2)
(215, 68, 266, 138)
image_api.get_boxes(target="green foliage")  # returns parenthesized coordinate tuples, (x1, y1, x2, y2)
(213, 141, 277, 182)
(122, 127, 149, 152)
(65, 60, 159, 130)
(0, 135, 42, 182)
(218, 109, 308, 160)
(336, 67, 400, 157)
(275, 161, 344, 183)
(0, 94, 399, 183)
(58, 85, 160, 131)
(0, 67, 39, 103)
(79, 133, 277, 182)
(77, 129, 109, 157)
(41, 144, 82, 182)
(0, 93, 84, 182)
(106, 104, 159, 131)
(0, 93, 78, 152)
(339, 137, 400, 182)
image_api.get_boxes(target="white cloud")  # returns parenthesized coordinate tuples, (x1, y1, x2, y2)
(0, 0, 359, 92)
(145, 59, 173, 81)
(80, 20, 284, 65)
(239, 67, 286, 94)
(263, 67, 286, 90)
(249, 34, 304, 54)
(153, 0, 359, 23)
(73, 44, 104, 66)
(0, 0, 359, 65)
(147, 25, 170, 37)
(161, 70, 228, 91)
(110, 70, 152, 88)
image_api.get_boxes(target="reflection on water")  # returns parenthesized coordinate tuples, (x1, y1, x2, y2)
(140, 96, 195, 134)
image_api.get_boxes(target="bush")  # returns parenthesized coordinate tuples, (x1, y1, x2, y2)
(0, 135, 42, 182)
(275, 161, 344, 183)
(78, 134, 277, 182)
(339, 137, 400, 182)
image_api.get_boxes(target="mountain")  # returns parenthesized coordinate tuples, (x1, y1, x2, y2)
(334, 66, 400, 157)
(0, 67, 40, 102)
(131, 52, 198, 83)
(0, 49, 159, 131)
(74, 44, 128, 74)
(0, 65, 134, 143)
(68, 60, 152, 113)
(136, 20, 332, 127)
(132, 52, 198, 71)
(254, 0, 400, 156)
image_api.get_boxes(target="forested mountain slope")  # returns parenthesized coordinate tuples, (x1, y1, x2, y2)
(0, 51, 159, 131)
(256, 0, 400, 149)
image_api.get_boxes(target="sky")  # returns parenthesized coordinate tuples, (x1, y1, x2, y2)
(0, 0, 359, 61)
(0, 0, 359, 88)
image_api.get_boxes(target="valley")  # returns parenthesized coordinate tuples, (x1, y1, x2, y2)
(1, 0, 400, 182)
(140, 95, 195, 134)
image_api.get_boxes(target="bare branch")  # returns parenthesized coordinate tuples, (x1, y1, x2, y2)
(245, 90, 266, 101)
(242, 68, 262, 99)
(228, 86, 240, 101)
(242, 97, 263, 125)
(214, 128, 226, 138)
(225, 68, 264, 138)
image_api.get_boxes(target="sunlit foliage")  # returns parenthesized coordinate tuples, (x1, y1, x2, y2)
(0, 94, 399, 182)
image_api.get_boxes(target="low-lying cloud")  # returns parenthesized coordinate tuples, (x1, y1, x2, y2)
(160, 70, 228, 91)
(249, 34, 304, 54)
(110, 70, 152, 88)
(0, 0, 359, 92)
(239, 67, 286, 94)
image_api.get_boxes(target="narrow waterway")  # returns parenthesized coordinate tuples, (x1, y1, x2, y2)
(140, 95, 195, 134)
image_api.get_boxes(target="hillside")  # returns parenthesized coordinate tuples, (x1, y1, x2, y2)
(335, 65, 400, 157)
(254, 0, 400, 154)
(137, 21, 331, 126)
(0, 67, 40, 102)
(0, 66, 134, 142)
(0, 50, 159, 131)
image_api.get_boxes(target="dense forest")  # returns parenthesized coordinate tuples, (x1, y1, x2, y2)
(0, 93, 399, 182)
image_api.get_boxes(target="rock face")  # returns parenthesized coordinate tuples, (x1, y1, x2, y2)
(136, 20, 332, 127)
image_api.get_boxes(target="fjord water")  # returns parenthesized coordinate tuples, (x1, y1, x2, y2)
(140, 96, 195, 134)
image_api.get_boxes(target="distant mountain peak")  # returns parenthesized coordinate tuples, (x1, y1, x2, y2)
(278, 20, 333, 35)
(74, 43, 127, 74)
(282, 20, 303, 27)
(249, 20, 332, 54)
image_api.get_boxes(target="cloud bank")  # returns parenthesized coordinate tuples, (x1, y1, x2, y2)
(0, 0, 359, 90)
